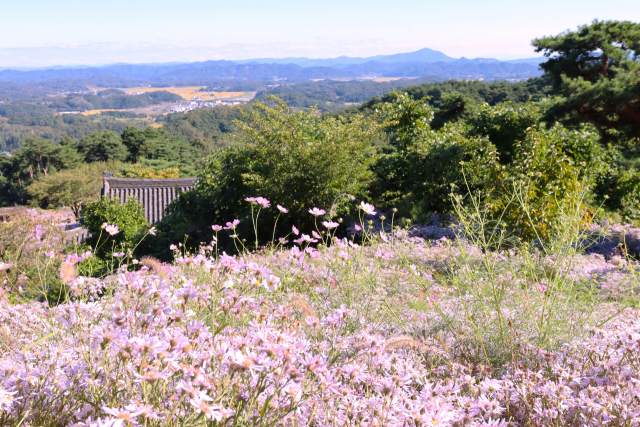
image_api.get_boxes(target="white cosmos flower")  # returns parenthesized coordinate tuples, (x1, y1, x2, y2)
(262, 274, 280, 292)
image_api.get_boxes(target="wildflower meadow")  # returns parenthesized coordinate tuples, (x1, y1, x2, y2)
(1, 192, 640, 427)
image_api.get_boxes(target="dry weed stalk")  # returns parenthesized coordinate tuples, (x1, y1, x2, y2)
(141, 256, 167, 279)
(60, 263, 77, 284)
(285, 294, 318, 320)
(384, 335, 427, 352)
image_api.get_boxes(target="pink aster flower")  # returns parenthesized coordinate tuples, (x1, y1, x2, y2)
(309, 207, 326, 216)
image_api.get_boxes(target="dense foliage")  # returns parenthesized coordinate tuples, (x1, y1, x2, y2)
(152, 97, 379, 257)
(534, 20, 640, 141)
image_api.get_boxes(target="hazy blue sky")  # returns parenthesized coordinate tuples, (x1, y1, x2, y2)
(1, 0, 638, 67)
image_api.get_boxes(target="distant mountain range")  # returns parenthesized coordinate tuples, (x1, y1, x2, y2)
(0, 48, 546, 83)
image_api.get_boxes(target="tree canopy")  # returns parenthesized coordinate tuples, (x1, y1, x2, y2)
(533, 20, 640, 140)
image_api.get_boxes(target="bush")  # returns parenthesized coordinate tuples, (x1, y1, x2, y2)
(372, 93, 499, 221)
(81, 197, 149, 258)
(485, 123, 607, 240)
(152, 97, 380, 255)
(473, 101, 544, 163)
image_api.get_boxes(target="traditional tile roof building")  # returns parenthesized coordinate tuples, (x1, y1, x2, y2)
(102, 172, 198, 223)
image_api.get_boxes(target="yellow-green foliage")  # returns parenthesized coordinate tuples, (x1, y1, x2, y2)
(27, 161, 122, 219)
(115, 164, 181, 179)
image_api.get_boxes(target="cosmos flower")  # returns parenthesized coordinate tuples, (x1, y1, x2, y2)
(359, 202, 376, 215)
(277, 205, 288, 213)
(262, 274, 280, 291)
(105, 224, 120, 236)
(309, 208, 326, 216)
(322, 221, 339, 229)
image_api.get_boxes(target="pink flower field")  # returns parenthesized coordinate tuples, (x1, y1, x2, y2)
(1, 203, 640, 426)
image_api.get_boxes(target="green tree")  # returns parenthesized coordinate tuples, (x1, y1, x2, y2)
(152, 97, 380, 256)
(121, 127, 146, 163)
(533, 20, 640, 140)
(20, 137, 81, 176)
(77, 131, 129, 163)
(27, 164, 104, 219)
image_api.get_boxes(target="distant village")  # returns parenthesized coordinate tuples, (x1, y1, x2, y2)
(169, 98, 250, 113)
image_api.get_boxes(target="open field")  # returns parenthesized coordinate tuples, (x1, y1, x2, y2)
(91, 86, 255, 101)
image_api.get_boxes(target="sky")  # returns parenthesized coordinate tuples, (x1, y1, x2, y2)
(0, 0, 638, 67)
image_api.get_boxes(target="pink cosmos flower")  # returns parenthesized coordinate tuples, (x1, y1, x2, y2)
(355, 224, 362, 231)
(0, 262, 13, 270)
(359, 201, 376, 215)
(105, 224, 120, 236)
(225, 219, 240, 229)
(309, 207, 326, 216)
(112, 252, 125, 258)
(65, 253, 82, 265)
(149, 226, 156, 236)
(312, 231, 321, 239)
(322, 221, 339, 229)
(212, 225, 223, 231)
(255, 197, 270, 208)
(277, 204, 288, 213)
(44, 251, 55, 258)
(292, 225, 299, 235)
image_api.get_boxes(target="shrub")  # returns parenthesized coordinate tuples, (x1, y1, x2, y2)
(472, 101, 544, 163)
(485, 123, 607, 240)
(81, 197, 149, 258)
(372, 93, 499, 221)
(153, 97, 380, 254)
(114, 163, 181, 178)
